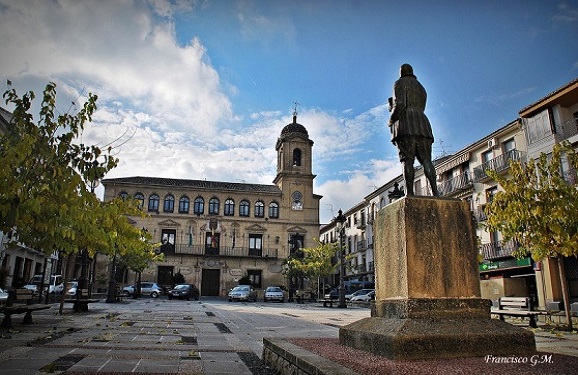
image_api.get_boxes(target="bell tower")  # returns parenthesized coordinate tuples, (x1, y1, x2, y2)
(273, 109, 320, 231)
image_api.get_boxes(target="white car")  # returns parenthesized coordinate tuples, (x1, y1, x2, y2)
(263, 286, 284, 302)
(66, 281, 79, 297)
(345, 288, 374, 301)
(350, 290, 375, 302)
(24, 274, 65, 295)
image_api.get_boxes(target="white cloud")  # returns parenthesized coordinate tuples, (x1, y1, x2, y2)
(0, 0, 232, 137)
(0, 0, 402, 224)
(316, 158, 401, 224)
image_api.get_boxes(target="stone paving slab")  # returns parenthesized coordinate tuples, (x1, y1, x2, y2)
(0, 299, 576, 375)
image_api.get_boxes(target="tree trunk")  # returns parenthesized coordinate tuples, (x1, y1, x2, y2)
(106, 252, 118, 303)
(557, 257, 573, 330)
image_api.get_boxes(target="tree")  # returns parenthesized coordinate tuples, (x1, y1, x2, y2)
(117, 228, 163, 299)
(1, 82, 158, 308)
(283, 239, 341, 299)
(1, 81, 116, 256)
(485, 141, 578, 330)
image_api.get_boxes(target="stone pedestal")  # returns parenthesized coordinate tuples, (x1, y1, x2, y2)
(339, 196, 536, 360)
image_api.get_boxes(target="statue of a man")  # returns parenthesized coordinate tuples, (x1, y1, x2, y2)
(388, 63, 439, 196)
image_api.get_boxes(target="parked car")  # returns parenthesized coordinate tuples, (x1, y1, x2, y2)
(167, 284, 199, 301)
(350, 290, 375, 302)
(345, 289, 374, 301)
(324, 281, 374, 300)
(0, 288, 8, 302)
(65, 281, 78, 297)
(228, 285, 257, 302)
(263, 286, 285, 302)
(24, 274, 64, 295)
(122, 282, 163, 298)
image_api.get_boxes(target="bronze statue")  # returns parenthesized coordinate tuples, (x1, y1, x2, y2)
(388, 63, 439, 196)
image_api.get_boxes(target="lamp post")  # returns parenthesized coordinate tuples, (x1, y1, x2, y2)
(335, 209, 347, 308)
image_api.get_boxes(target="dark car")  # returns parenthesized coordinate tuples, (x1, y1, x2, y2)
(167, 284, 199, 301)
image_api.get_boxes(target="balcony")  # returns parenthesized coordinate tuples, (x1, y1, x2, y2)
(160, 243, 279, 259)
(563, 168, 578, 185)
(472, 206, 487, 222)
(437, 172, 473, 196)
(356, 263, 367, 273)
(356, 240, 368, 252)
(472, 149, 526, 182)
(479, 239, 519, 261)
(555, 118, 578, 140)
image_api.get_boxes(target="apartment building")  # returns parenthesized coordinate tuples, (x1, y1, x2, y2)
(102, 114, 321, 297)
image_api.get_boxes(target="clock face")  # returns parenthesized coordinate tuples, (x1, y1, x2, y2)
(292, 191, 303, 210)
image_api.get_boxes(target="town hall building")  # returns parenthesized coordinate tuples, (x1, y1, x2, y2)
(102, 114, 321, 297)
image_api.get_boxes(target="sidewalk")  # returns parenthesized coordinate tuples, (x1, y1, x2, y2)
(0, 299, 576, 375)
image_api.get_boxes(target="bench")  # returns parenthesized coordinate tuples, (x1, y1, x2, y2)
(0, 289, 51, 328)
(491, 296, 547, 328)
(65, 289, 100, 312)
(319, 299, 334, 308)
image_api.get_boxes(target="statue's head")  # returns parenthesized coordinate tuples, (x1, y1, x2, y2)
(400, 63, 414, 77)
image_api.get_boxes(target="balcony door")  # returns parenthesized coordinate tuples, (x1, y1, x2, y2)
(205, 232, 220, 255)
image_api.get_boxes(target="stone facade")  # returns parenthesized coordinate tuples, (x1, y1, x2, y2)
(101, 115, 321, 297)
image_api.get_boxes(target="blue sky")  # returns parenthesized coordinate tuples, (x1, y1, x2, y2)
(1, 0, 577, 224)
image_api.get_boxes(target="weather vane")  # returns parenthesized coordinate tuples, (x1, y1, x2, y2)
(292, 101, 300, 117)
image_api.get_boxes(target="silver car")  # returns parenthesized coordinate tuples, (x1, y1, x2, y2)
(263, 286, 284, 302)
(122, 282, 163, 298)
(228, 285, 257, 302)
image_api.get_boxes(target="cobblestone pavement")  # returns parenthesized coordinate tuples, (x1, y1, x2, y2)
(0, 298, 576, 375)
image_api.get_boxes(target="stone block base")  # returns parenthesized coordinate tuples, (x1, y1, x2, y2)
(340, 315, 536, 360)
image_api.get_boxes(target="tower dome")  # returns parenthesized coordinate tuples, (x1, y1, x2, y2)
(280, 114, 308, 137)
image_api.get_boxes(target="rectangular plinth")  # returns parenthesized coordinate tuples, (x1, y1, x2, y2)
(340, 317, 536, 360)
(374, 196, 480, 299)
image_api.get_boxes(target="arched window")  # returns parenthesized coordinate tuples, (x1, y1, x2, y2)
(293, 148, 302, 166)
(134, 193, 145, 209)
(194, 197, 204, 215)
(224, 199, 235, 216)
(119, 191, 129, 200)
(164, 194, 175, 213)
(148, 194, 159, 212)
(209, 197, 220, 215)
(268, 202, 279, 218)
(179, 196, 190, 213)
(239, 200, 250, 216)
(254, 200, 265, 217)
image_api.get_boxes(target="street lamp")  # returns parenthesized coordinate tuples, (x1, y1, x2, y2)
(335, 209, 347, 308)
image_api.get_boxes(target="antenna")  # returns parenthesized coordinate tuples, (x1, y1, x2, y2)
(433, 139, 452, 158)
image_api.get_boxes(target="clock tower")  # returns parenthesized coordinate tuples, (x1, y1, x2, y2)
(273, 111, 321, 250)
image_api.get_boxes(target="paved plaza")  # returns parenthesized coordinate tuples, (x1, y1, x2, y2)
(0, 297, 576, 374)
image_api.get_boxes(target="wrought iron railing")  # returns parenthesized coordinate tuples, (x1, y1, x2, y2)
(555, 118, 578, 140)
(472, 206, 487, 222)
(437, 172, 473, 196)
(472, 149, 526, 182)
(158, 243, 279, 258)
(479, 239, 519, 260)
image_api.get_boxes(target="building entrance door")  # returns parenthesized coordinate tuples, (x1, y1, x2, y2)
(157, 266, 174, 291)
(201, 269, 220, 296)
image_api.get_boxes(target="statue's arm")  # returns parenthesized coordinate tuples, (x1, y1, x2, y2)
(389, 83, 405, 125)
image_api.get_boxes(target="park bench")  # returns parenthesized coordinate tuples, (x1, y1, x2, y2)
(65, 289, 100, 312)
(319, 298, 334, 308)
(491, 296, 547, 328)
(0, 289, 51, 328)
